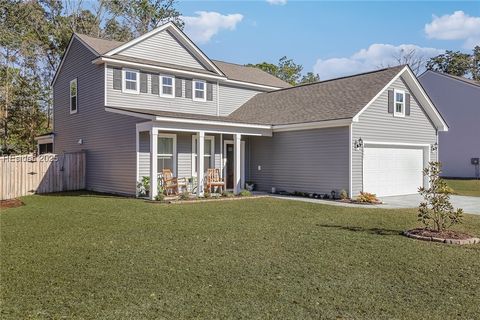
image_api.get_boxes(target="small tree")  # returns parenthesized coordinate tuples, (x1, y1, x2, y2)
(418, 162, 463, 232)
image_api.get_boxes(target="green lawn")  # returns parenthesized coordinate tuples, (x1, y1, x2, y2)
(1, 193, 480, 319)
(445, 179, 480, 197)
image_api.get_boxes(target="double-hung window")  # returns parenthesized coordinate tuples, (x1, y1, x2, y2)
(192, 136, 214, 176)
(193, 80, 206, 101)
(394, 89, 405, 117)
(160, 75, 175, 98)
(70, 79, 77, 114)
(123, 69, 139, 93)
(158, 134, 176, 175)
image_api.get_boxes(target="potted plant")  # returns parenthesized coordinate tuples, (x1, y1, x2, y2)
(245, 181, 255, 192)
(137, 176, 150, 197)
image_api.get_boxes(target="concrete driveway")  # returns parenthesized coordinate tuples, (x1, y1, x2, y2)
(379, 194, 480, 215)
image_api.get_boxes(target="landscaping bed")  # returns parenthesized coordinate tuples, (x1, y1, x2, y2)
(0, 198, 24, 209)
(404, 228, 480, 245)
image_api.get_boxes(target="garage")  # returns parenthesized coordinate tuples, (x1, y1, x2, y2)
(363, 145, 426, 197)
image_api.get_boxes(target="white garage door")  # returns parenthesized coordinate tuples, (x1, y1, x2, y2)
(363, 146, 424, 197)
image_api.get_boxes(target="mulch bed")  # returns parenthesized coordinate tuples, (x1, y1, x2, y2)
(404, 228, 480, 245)
(337, 199, 383, 205)
(0, 199, 24, 210)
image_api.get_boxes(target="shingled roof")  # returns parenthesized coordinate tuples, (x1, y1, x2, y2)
(73, 32, 290, 88)
(229, 65, 405, 125)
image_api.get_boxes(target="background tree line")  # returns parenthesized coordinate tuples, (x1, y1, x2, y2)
(1, 1, 479, 155)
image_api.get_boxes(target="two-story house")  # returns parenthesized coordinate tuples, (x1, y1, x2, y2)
(51, 22, 448, 199)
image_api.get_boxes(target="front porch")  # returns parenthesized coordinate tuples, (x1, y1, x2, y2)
(135, 119, 272, 200)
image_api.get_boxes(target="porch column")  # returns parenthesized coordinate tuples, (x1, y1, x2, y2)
(234, 133, 241, 194)
(150, 128, 158, 200)
(197, 131, 205, 197)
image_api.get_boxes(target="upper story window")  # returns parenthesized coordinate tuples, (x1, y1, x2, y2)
(160, 75, 175, 98)
(394, 89, 405, 117)
(70, 79, 77, 114)
(123, 69, 139, 94)
(193, 80, 206, 101)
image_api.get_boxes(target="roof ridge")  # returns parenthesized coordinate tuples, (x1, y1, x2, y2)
(263, 65, 406, 94)
(425, 70, 480, 88)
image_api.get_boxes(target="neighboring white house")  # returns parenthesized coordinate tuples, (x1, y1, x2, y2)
(419, 71, 480, 178)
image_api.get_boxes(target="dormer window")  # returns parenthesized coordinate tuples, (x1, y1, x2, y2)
(193, 80, 206, 101)
(394, 89, 405, 117)
(160, 75, 175, 98)
(123, 69, 139, 94)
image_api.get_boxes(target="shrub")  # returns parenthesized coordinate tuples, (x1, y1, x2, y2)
(418, 162, 463, 232)
(339, 189, 348, 200)
(239, 189, 251, 197)
(222, 191, 234, 198)
(154, 193, 165, 202)
(356, 192, 379, 203)
(179, 191, 190, 201)
(438, 185, 455, 194)
(204, 190, 212, 198)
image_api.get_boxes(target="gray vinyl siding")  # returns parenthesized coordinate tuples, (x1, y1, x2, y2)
(351, 76, 438, 196)
(138, 132, 222, 180)
(419, 72, 480, 178)
(248, 127, 350, 194)
(219, 84, 262, 116)
(117, 30, 206, 70)
(106, 66, 219, 116)
(53, 38, 142, 195)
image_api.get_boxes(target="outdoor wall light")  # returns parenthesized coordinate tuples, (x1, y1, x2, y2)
(353, 137, 363, 150)
(431, 142, 438, 152)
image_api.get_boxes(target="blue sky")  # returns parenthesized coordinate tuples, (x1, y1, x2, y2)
(178, 1, 480, 79)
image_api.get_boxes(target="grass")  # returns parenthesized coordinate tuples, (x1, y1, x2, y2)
(445, 179, 480, 197)
(1, 192, 480, 319)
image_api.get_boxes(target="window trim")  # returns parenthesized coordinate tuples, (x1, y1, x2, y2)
(393, 89, 405, 118)
(191, 135, 215, 177)
(122, 68, 140, 94)
(160, 75, 175, 98)
(157, 133, 177, 176)
(69, 78, 78, 114)
(192, 79, 206, 102)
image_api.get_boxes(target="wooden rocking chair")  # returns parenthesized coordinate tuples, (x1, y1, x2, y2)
(205, 168, 225, 193)
(161, 169, 179, 195)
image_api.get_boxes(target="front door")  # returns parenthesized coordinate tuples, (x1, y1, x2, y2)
(226, 143, 234, 189)
(223, 140, 245, 190)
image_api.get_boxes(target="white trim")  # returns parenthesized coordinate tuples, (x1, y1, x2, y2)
(150, 129, 158, 200)
(393, 89, 405, 117)
(223, 78, 283, 91)
(216, 81, 220, 116)
(122, 68, 140, 94)
(103, 22, 224, 76)
(52, 34, 98, 86)
(363, 140, 430, 147)
(348, 124, 353, 198)
(191, 135, 215, 177)
(272, 119, 352, 132)
(196, 131, 205, 196)
(104, 64, 107, 106)
(105, 107, 156, 120)
(69, 78, 78, 114)
(192, 79, 207, 102)
(154, 116, 271, 129)
(135, 126, 139, 196)
(157, 133, 177, 177)
(160, 74, 175, 98)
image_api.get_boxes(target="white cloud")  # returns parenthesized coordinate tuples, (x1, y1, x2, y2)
(182, 11, 243, 44)
(425, 11, 480, 48)
(313, 44, 444, 80)
(266, 0, 287, 5)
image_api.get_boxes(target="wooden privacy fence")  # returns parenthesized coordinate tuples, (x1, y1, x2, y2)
(0, 152, 86, 200)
